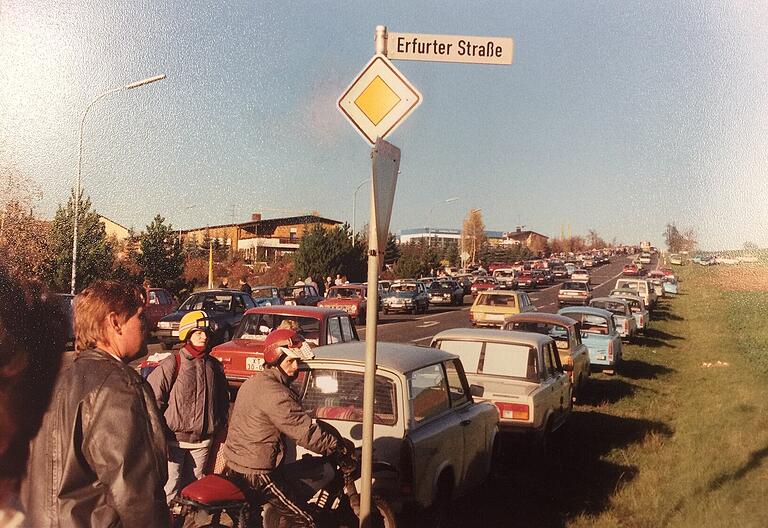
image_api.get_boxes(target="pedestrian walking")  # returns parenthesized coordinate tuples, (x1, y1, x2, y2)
(21, 281, 169, 528)
(239, 277, 252, 294)
(0, 269, 67, 528)
(148, 310, 230, 504)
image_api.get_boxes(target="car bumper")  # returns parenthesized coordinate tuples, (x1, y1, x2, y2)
(557, 296, 589, 305)
(383, 304, 416, 313)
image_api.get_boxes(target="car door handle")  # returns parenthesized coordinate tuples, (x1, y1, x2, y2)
(460, 419, 472, 426)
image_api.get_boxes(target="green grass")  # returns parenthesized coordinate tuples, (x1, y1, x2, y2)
(567, 266, 768, 528)
(448, 267, 768, 528)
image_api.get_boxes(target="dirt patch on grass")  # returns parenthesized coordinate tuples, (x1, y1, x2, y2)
(700, 265, 768, 292)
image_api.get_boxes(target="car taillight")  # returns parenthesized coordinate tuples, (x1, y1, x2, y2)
(399, 438, 414, 496)
(623, 320, 629, 334)
(495, 402, 529, 421)
(469, 312, 475, 321)
(607, 341, 614, 362)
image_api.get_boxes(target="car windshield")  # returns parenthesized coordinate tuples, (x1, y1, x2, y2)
(279, 286, 309, 298)
(391, 284, 417, 293)
(234, 314, 321, 344)
(430, 282, 454, 291)
(251, 287, 275, 299)
(476, 293, 516, 307)
(508, 322, 570, 350)
(566, 313, 610, 334)
(180, 293, 233, 312)
(328, 287, 362, 298)
(437, 339, 538, 381)
(592, 300, 627, 314)
(302, 369, 396, 426)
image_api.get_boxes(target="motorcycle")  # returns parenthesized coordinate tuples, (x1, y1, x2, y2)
(170, 422, 397, 528)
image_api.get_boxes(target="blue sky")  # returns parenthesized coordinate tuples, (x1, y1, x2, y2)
(2, 1, 766, 250)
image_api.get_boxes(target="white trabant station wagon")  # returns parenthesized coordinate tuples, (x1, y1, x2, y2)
(293, 341, 499, 516)
(430, 329, 572, 444)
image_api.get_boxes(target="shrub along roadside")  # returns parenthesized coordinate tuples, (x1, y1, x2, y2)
(571, 266, 768, 528)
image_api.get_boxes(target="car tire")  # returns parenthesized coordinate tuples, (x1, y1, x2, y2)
(356, 311, 365, 325)
(411, 306, 418, 315)
(426, 472, 453, 528)
(383, 308, 389, 315)
(220, 327, 231, 344)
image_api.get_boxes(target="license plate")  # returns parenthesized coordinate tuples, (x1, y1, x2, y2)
(171, 330, 179, 336)
(246, 357, 264, 371)
(486, 314, 505, 321)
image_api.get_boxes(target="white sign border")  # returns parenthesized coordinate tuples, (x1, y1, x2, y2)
(338, 54, 422, 145)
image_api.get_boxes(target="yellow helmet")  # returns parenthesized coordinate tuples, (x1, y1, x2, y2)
(178, 310, 214, 342)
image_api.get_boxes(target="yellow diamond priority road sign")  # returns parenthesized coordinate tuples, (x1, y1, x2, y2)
(338, 54, 422, 145)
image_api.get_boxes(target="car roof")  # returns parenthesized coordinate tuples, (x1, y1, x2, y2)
(475, 289, 521, 295)
(308, 341, 457, 373)
(432, 328, 550, 348)
(244, 305, 348, 318)
(559, 306, 614, 319)
(187, 289, 244, 296)
(504, 312, 578, 327)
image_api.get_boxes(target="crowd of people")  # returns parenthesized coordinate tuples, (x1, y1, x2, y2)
(0, 269, 353, 527)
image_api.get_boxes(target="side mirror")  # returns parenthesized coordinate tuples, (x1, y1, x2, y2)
(469, 384, 484, 398)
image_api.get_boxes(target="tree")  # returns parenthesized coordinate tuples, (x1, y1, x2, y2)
(461, 209, 486, 264)
(137, 214, 186, 294)
(0, 200, 50, 281)
(664, 223, 697, 253)
(291, 223, 366, 285)
(393, 242, 426, 278)
(0, 164, 48, 281)
(383, 233, 401, 266)
(43, 190, 114, 292)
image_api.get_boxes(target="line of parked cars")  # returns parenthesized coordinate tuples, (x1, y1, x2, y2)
(143, 251, 679, 522)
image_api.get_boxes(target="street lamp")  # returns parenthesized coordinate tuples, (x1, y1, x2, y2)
(70, 73, 166, 294)
(351, 178, 369, 240)
(427, 197, 459, 246)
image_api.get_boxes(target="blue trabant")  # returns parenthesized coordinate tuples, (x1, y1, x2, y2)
(558, 306, 623, 375)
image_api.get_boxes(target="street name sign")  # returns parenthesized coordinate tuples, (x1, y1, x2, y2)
(338, 54, 422, 145)
(387, 32, 513, 65)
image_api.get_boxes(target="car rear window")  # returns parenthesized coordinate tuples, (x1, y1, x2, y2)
(328, 287, 362, 298)
(482, 342, 538, 380)
(303, 369, 396, 426)
(591, 300, 626, 314)
(234, 314, 321, 344)
(562, 282, 587, 291)
(436, 339, 537, 381)
(180, 293, 233, 312)
(476, 293, 516, 307)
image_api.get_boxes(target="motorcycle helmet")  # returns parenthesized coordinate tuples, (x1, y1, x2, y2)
(178, 310, 215, 342)
(262, 328, 314, 367)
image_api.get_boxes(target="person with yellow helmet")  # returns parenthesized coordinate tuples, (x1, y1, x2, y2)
(147, 310, 230, 504)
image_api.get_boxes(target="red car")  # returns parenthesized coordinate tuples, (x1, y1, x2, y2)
(517, 271, 537, 289)
(317, 284, 369, 324)
(622, 264, 639, 276)
(144, 288, 178, 330)
(470, 277, 498, 296)
(211, 306, 358, 386)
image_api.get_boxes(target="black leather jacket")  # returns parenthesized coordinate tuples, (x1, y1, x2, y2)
(21, 349, 169, 528)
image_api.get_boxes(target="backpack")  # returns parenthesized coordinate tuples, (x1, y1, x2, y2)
(139, 351, 182, 387)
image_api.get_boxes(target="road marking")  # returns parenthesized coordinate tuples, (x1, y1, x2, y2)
(547, 302, 556, 306)
(416, 308, 466, 320)
(417, 321, 440, 328)
(530, 297, 539, 301)
(596, 271, 624, 289)
(411, 336, 434, 343)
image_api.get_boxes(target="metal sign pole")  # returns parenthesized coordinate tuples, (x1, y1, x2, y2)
(359, 170, 379, 528)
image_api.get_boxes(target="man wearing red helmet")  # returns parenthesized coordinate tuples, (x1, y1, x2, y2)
(222, 328, 352, 527)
